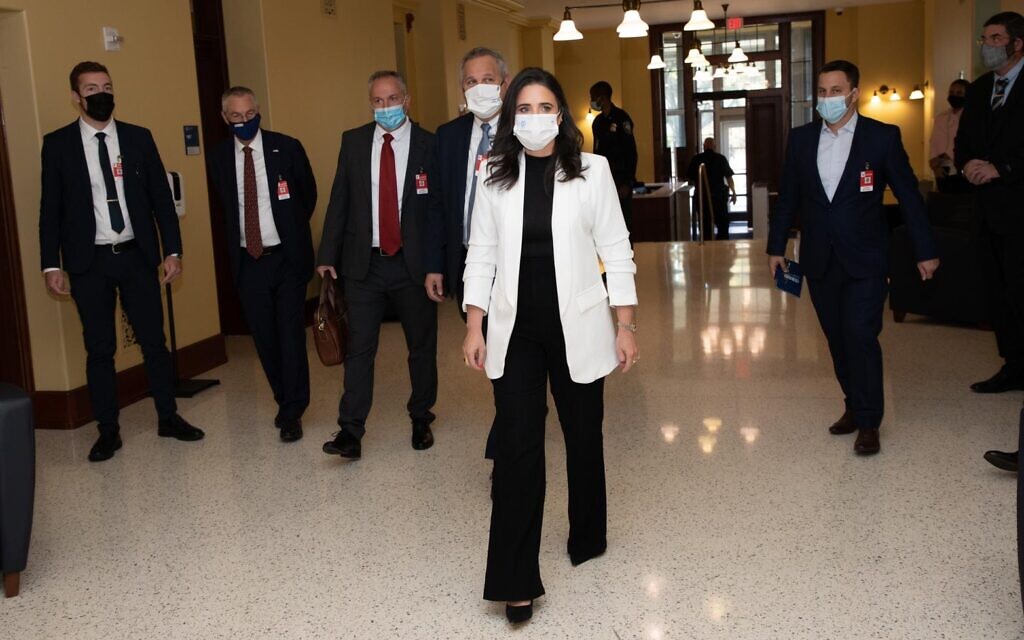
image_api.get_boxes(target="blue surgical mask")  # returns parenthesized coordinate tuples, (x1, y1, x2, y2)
(816, 94, 850, 124)
(230, 113, 261, 141)
(374, 105, 407, 131)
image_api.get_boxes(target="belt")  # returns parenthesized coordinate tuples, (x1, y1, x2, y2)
(96, 239, 137, 254)
(241, 244, 282, 257)
(373, 247, 403, 257)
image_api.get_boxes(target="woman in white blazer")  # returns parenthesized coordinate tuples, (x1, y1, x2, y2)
(461, 67, 638, 624)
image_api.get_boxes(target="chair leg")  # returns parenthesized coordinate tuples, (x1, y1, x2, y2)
(893, 310, 907, 323)
(3, 572, 20, 598)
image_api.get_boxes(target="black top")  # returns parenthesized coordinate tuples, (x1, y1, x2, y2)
(522, 154, 555, 258)
(591, 105, 638, 188)
(686, 150, 734, 196)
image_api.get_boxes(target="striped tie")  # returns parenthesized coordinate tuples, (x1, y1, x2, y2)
(992, 77, 1009, 110)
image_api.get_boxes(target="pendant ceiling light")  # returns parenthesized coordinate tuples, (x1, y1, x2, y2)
(647, 54, 667, 70)
(722, 4, 748, 64)
(713, 65, 726, 79)
(684, 0, 715, 31)
(694, 66, 713, 82)
(553, 7, 583, 41)
(617, 1, 649, 38)
(684, 40, 702, 65)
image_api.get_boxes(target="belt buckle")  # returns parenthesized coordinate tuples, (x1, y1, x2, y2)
(111, 242, 121, 255)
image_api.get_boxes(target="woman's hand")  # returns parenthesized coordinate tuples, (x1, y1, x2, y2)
(617, 329, 638, 373)
(463, 328, 487, 371)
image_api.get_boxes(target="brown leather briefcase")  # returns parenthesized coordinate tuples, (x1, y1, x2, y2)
(312, 276, 347, 367)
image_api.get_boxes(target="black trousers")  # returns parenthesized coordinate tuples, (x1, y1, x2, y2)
(807, 252, 889, 430)
(619, 192, 633, 240)
(692, 193, 730, 240)
(978, 223, 1024, 370)
(484, 256, 607, 602)
(237, 250, 310, 422)
(339, 252, 437, 438)
(69, 246, 176, 435)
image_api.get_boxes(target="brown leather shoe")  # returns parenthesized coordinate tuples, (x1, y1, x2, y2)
(854, 428, 880, 455)
(829, 411, 857, 435)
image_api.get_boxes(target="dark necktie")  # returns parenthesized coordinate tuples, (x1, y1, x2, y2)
(243, 146, 263, 259)
(378, 132, 401, 255)
(94, 132, 125, 233)
(992, 77, 1009, 110)
(464, 122, 492, 245)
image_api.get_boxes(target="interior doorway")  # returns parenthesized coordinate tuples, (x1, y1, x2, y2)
(0, 83, 34, 391)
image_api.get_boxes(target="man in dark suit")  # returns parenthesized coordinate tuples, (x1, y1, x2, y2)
(207, 86, 316, 443)
(768, 60, 939, 456)
(317, 70, 439, 459)
(39, 61, 204, 462)
(424, 46, 509, 313)
(687, 137, 738, 240)
(955, 12, 1024, 471)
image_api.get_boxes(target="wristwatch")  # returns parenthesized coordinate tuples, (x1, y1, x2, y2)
(617, 321, 637, 333)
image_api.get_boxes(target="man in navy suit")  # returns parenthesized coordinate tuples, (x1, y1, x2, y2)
(768, 60, 940, 456)
(424, 46, 510, 313)
(207, 87, 317, 443)
(39, 61, 204, 462)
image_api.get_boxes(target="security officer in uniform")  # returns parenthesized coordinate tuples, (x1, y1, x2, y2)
(686, 137, 737, 240)
(590, 81, 638, 235)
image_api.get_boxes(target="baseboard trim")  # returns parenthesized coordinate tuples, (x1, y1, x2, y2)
(32, 333, 227, 430)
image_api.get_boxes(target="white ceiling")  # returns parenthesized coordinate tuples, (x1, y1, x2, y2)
(519, 0, 908, 30)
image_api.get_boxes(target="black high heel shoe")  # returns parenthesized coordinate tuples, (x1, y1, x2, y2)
(505, 601, 533, 623)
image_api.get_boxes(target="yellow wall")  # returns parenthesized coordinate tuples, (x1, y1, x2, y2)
(0, 0, 220, 391)
(554, 29, 656, 183)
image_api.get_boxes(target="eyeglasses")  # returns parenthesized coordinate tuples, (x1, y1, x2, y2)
(978, 34, 1011, 45)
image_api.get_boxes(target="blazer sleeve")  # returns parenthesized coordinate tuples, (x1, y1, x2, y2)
(142, 129, 182, 257)
(588, 156, 637, 308)
(767, 129, 800, 256)
(461, 161, 498, 314)
(954, 83, 984, 171)
(39, 134, 63, 270)
(293, 138, 318, 219)
(317, 133, 349, 267)
(423, 139, 446, 275)
(884, 126, 938, 262)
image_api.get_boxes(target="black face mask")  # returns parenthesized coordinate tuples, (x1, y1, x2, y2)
(82, 92, 115, 121)
(947, 95, 966, 110)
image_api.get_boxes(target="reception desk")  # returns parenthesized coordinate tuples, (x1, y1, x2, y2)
(631, 182, 693, 242)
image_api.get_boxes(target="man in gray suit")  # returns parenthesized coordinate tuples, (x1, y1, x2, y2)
(317, 70, 440, 460)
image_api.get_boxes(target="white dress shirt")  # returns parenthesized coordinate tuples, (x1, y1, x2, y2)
(817, 111, 858, 202)
(80, 118, 135, 243)
(992, 56, 1024, 108)
(929, 109, 961, 173)
(464, 114, 499, 228)
(370, 117, 411, 248)
(234, 130, 282, 247)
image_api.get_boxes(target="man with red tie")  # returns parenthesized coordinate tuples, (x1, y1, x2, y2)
(317, 70, 440, 459)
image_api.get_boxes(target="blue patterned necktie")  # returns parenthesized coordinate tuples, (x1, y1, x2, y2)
(464, 122, 492, 246)
(992, 77, 1009, 110)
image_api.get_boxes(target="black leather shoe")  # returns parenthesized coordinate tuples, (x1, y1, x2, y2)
(569, 545, 607, 567)
(505, 601, 533, 624)
(971, 366, 1024, 394)
(323, 430, 361, 458)
(984, 449, 1018, 473)
(412, 422, 434, 450)
(88, 434, 123, 462)
(854, 428, 881, 455)
(279, 419, 303, 443)
(829, 410, 857, 435)
(157, 414, 205, 441)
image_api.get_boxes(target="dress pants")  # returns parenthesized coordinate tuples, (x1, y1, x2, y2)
(339, 252, 437, 438)
(978, 223, 1024, 372)
(237, 250, 310, 422)
(69, 246, 176, 435)
(806, 252, 889, 430)
(484, 256, 607, 602)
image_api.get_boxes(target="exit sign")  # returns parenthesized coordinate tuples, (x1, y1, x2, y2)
(726, 16, 743, 30)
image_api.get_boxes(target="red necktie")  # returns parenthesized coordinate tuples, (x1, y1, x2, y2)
(378, 133, 402, 255)
(243, 146, 263, 259)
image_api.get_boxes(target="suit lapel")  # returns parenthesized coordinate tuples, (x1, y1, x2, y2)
(71, 122, 93, 210)
(401, 125, 421, 215)
(832, 117, 865, 199)
(503, 154, 525, 308)
(262, 130, 280, 213)
(809, 126, 830, 204)
(453, 115, 473, 215)
(551, 161, 573, 316)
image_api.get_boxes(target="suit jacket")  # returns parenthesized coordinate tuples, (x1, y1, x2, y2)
(39, 119, 181, 273)
(463, 152, 637, 383)
(207, 129, 317, 280)
(767, 115, 937, 279)
(317, 121, 440, 283)
(425, 112, 474, 295)
(955, 70, 1024, 235)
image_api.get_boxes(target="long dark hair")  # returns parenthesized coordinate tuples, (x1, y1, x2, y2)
(485, 67, 585, 191)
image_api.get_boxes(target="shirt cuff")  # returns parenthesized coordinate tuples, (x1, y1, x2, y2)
(42, 268, 60, 274)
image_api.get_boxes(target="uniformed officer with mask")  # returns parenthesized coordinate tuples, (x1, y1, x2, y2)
(590, 81, 638, 235)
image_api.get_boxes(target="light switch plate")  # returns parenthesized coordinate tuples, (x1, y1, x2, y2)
(103, 27, 121, 52)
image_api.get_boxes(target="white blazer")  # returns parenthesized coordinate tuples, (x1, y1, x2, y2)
(462, 152, 638, 383)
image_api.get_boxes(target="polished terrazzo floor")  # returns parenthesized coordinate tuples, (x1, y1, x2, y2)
(4, 241, 1023, 639)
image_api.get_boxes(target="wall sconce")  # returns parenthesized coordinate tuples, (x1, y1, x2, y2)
(876, 84, 900, 102)
(870, 91, 881, 105)
(909, 81, 928, 100)
(586, 108, 596, 122)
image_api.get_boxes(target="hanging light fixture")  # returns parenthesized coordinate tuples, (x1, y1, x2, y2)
(553, 7, 584, 41)
(722, 4, 748, 64)
(694, 66, 713, 82)
(684, 39, 702, 65)
(684, 0, 716, 31)
(617, 0, 649, 38)
(713, 64, 727, 79)
(647, 53, 667, 70)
